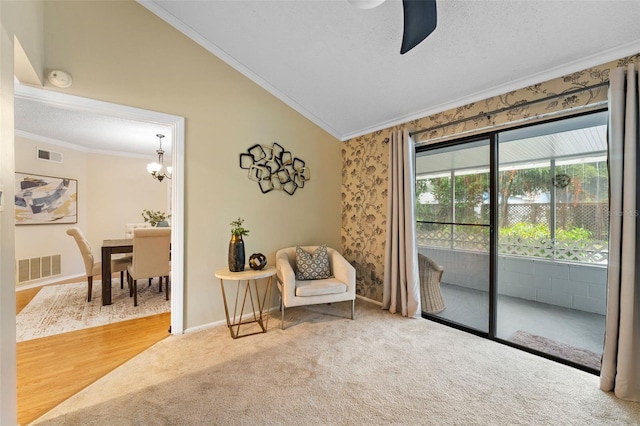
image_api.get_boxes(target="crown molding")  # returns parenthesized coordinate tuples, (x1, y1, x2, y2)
(137, 0, 343, 141)
(342, 41, 639, 141)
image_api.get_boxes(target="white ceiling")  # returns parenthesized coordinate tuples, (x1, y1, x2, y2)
(142, 0, 640, 140)
(15, 84, 173, 159)
(14, 0, 640, 153)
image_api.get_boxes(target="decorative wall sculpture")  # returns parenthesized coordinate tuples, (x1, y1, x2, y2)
(239, 143, 310, 195)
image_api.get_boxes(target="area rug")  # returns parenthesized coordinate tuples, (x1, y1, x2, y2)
(510, 330, 602, 370)
(16, 280, 170, 342)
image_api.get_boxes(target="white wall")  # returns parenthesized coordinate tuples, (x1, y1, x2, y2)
(14, 135, 168, 285)
(420, 247, 607, 315)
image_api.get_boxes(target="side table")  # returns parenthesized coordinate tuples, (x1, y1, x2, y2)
(215, 266, 276, 339)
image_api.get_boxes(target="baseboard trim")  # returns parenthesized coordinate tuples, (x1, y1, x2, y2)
(16, 273, 85, 291)
(183, 299, 380, 335)
(357, 294, 382, 306)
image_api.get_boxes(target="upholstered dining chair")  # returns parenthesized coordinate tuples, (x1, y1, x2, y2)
(127, 227, 171, 306)
(125, 223, 155, 287)
(66, 227, 132, 302)
(417, 253, 446, 314)
(124, 222, 153, 239)
(275, 245, 356, 329)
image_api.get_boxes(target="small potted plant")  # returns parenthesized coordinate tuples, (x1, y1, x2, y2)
(229, 217, 249, 272)
(142, 209, 171, 227)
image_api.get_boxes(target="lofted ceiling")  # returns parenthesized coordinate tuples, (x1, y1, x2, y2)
(142, 0, 640, 140)
(14, 0, 640, 153)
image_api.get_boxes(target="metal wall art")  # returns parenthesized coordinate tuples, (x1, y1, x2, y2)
(239, 143, 310, 195)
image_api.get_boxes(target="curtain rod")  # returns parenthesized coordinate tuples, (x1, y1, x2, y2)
(409, 81, 610, 139)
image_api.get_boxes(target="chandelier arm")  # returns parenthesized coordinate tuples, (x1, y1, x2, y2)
(148, 134, 170, 182)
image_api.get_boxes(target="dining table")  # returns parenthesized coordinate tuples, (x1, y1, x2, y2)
(101, 238, 133, 305)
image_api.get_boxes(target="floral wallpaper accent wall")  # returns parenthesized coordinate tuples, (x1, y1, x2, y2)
(342, 53, 640, 303)
(342, 130, 390, 300)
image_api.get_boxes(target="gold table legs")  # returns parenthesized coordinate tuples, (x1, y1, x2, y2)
(219, 276, 272, 339)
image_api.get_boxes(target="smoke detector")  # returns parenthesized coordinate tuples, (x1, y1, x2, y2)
(47, 70, 73, 88)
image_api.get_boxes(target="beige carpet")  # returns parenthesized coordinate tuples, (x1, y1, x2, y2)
(33, 300, 639, 425)
(17, 280, 170, 342)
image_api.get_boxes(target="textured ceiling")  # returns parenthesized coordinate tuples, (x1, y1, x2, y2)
(143, 0, 640, 140)
(14, 1, 640, 153)
(15, 85, 173, 159)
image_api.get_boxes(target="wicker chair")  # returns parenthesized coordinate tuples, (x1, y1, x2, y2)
(418, 253, 445, 314)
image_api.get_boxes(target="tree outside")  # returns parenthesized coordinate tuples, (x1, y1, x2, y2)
(415, 158, 609, 263)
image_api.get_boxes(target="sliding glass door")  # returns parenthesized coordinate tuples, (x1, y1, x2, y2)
(494, 112, 608, 370)
(415, 139, 491, 333)
(415, 110, 608, 372)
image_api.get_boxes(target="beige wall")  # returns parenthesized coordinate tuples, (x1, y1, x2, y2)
(7, 0, 43, 85)
(42, 1, 342, 329)
(14, 136, 88, 281)
(14, 135, 169, 283)
(342, 53, 640, 303)
(84, 152, 169, 254)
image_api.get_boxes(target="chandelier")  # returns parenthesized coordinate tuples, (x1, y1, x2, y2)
(147, 134, 172, 182)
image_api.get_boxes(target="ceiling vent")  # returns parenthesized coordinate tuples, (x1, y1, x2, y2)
(36, 147, 63, 163)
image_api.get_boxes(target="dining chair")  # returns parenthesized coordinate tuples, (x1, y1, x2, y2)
(127, 227, 171, 306)
(66, 227, 132, 302)
(124, 222, 154, 239)
(125, 222, 156, 287)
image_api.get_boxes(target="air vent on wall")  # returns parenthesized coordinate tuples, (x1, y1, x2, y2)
(36, 147, 63, 163)
(17, 255, 61, 283)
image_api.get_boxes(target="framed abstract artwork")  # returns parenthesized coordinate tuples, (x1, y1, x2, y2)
(15, 172, 78, 225)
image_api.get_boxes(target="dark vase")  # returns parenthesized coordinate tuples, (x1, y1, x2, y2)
(228, 234, 245, 272)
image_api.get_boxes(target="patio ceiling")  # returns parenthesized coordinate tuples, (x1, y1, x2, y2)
(416, 111, 608, 177)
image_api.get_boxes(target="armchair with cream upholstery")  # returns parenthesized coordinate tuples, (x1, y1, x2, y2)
(66, 227, 131, 302)
(127, 227, 171, 306)
(275, 246, 356, 329)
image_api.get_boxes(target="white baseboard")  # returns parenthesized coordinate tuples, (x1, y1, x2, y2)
(183, 299, 380, 335)
(15, 273, 85, 291)
(183, 319, 227, 334)
(356, 294, 382, 306)
(183, 305, 281, 335)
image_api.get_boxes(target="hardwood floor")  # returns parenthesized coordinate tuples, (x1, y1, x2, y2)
(16, 283, 171, 425)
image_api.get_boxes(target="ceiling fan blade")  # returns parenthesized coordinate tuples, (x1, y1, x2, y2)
(400, 0, 437, 55)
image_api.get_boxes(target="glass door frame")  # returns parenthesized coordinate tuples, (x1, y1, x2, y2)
(413, 108, 607, 375)
(415, 134, 497, 338)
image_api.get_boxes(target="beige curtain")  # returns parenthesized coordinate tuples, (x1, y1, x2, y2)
(383, 128, 421, 318)
(600, 63, 640, 401)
